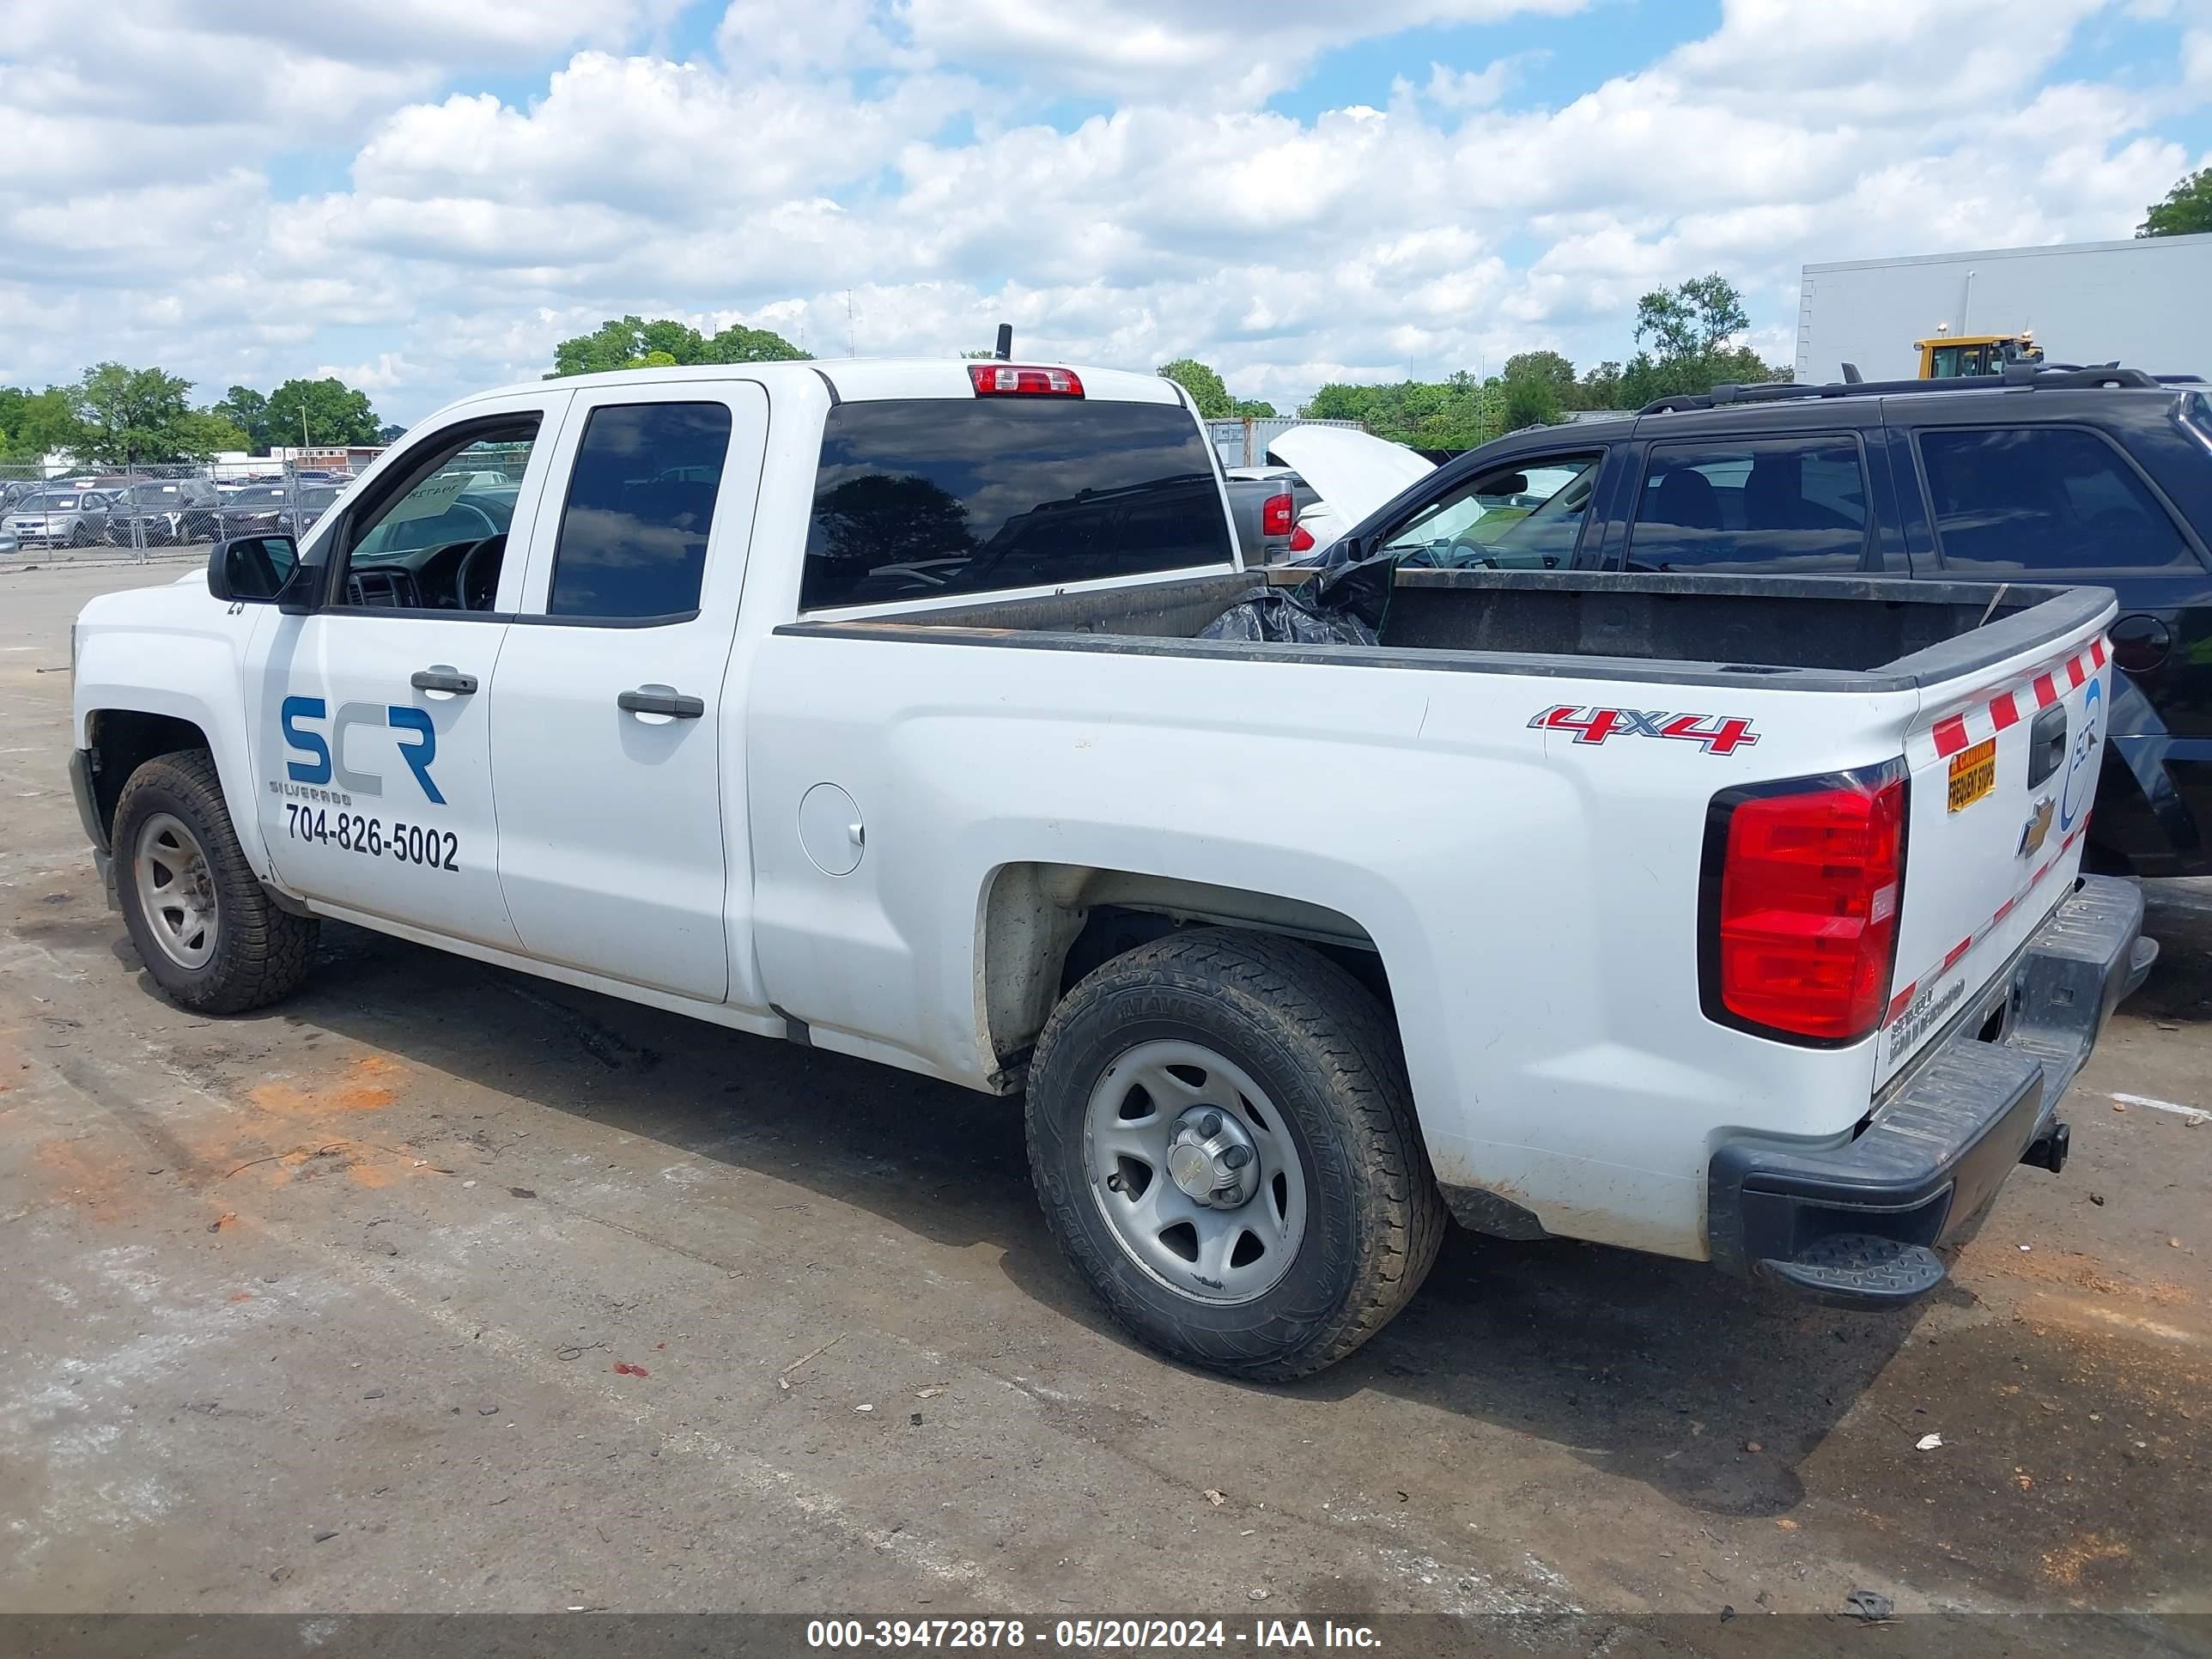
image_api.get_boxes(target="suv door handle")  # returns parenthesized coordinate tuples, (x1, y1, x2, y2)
(410, 668, 478, 695)
(617, 688, 706, 720)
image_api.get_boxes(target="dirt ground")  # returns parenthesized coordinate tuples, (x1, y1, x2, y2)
(3, 560, 2209, 1630)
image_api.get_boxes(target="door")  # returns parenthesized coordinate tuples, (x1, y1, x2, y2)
(489, 381, 769, 1002)
(246, 395, 568, 947)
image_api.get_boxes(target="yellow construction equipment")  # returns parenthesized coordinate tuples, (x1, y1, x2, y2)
(1915, 329, 2044, 379)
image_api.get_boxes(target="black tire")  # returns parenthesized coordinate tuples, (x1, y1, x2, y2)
(1025, 928, 1445, 1380)
(112, 749, 318, 1014)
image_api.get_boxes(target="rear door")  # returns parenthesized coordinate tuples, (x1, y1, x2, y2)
(489, 380, 769, 1004)
(1878, 605, 2116, 1087)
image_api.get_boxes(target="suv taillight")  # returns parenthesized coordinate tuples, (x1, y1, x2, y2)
(1701, 764, 1906, 1044)
(1261, 492, 1293, 538)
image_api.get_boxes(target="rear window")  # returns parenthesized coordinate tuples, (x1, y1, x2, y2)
(801, 398, 1232, 610)
(1918, 426, 2197, 574)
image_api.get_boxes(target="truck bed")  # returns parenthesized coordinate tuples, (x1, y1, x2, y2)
(787, 567, 2111, 693)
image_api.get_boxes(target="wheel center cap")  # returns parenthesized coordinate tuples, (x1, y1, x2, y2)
(1164, 1106, 1260, 1209)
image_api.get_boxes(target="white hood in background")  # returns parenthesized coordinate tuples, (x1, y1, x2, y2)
(1264, 426, 1434, 530)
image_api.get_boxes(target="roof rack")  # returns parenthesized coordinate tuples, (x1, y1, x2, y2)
(1636, 362, 2171, 417)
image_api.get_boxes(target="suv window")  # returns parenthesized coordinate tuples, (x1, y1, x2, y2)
(801, 398, 1232, 609)
(1380, 454, 1601, 569)
(1628, 437, 1869, 574)
(549, 403, 733, 619)
(1918, 427, 2197, 574)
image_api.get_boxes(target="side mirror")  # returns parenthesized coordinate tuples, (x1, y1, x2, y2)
(208, 534, 301, 605)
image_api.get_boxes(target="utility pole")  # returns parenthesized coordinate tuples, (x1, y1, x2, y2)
(846, 290, 855, 357)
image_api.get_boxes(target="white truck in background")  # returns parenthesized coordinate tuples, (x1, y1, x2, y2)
(69, 356, 2150, 1378)
(1797, 232, 2212, 384)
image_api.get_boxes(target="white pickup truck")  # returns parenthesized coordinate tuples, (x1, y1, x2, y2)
(70, 358, 2153, 1377)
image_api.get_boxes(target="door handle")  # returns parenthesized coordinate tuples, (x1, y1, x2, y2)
(618, 688, 706, 720)
(410, 668, 478, 694)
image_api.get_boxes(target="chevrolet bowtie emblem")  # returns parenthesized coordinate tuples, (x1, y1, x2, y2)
(2018, 795, 2055, 860)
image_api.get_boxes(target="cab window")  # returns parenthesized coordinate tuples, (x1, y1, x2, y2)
(1379, 453, 1601, 569)
(546, 402, 734, 619)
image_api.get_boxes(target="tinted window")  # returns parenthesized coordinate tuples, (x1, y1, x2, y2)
(1919, 427, 2196, 574)
(1629, 437, 1869, 573)
(1381, 454, 1601, 570)
(801, 398, 1232, 609)
(549, 403, 732, 618)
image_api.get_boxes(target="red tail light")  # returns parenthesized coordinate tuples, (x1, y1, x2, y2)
(1701, 766, 1906, 1043)
(1261, 492, 1293, 538)
(1287, 522, 1316, 553)
(968, 364, 1083, 397)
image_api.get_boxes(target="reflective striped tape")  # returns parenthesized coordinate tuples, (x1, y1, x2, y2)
(1911, 636, 2107, 769)
(1882, 823, 2087, 1029)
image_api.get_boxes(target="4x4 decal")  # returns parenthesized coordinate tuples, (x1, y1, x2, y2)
(1528, 704, 1760, 756)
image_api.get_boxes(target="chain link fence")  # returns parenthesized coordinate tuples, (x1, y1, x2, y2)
(1, 454, 378, 566)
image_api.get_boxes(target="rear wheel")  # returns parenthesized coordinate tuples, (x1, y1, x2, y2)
(113, 749, 318, 1014)
(1025, 929, 1444, 1379)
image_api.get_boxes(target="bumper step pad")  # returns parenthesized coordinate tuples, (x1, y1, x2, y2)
(1759, 1233, 1948, 1309)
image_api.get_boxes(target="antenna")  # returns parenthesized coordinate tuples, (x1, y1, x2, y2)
(994, 323, 1013, 361)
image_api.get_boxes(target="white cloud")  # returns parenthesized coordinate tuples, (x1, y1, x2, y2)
(3, 0, 2207, 422)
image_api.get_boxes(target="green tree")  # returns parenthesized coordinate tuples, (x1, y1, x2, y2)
(1502, 350, 1577, 399)
(264, 377, 381, 449)
(1300, 382, 1381, 423)
(210, 386, 270, 452)
(3, 386, 87, 459)
(2137, 167, 2212, 237)
(547, 314, 809, 377)
(700, 322, 811, 363)
(74, 363, 196, 465)
(1229, 396, 1278, 417)
(1577, 361, 1624, 410)
(1500, 374, 1560, 431)
(1157, 358, 1232, 418)
(174, 410, 252, 459)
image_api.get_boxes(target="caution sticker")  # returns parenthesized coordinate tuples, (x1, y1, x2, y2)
(1947, 737, 1997, 812)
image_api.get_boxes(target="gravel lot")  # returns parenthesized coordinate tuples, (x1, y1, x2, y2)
(3, 562, 2208, 1635)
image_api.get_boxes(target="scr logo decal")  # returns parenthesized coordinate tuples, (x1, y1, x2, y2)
(280, 695, 446, 805)
(1528, 705, 1760, 757)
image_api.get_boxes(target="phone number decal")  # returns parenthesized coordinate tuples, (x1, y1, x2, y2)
(284, 803, 459, 872)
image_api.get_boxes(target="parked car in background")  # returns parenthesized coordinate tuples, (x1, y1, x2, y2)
(103, 478, 222, 547)
(214, 481, 341, 542)
(1220, 465, 1318, 565)
(3, 487, 118, 548)
(1293, 364, 2212, 880)
(1264, 426, 1435, 560)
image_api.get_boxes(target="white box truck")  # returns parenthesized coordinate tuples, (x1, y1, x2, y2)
(1796, 233, 2212, 385)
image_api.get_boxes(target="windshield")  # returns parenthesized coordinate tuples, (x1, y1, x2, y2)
(22, 494, 82, 510)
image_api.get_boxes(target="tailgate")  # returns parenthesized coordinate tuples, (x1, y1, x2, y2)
(1877, 620, 2114, 1088)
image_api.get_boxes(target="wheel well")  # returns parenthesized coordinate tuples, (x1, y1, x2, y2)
(977, 863, 1394, 1070)
(85, 710, 210, 840)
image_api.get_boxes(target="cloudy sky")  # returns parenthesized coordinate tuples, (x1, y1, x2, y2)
(3, 0, 2209, 427)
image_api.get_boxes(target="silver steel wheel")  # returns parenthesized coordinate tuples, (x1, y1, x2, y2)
(1084, 1038, 1307, 1304)
(133, 811, 218, 970)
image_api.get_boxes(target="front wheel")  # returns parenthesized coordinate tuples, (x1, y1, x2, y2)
(1026, 929, 1444, 1380)
(112, 749, 319, 1014)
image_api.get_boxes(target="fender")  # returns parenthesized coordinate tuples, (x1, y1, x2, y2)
(72, 599, 279, 884)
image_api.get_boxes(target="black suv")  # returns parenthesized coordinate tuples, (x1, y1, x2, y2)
(1312, 367, 2212, 878)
